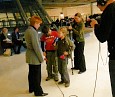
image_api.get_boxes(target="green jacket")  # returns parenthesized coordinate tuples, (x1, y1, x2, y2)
(24, 26, 44, 65)
(72, 21, 85, 42)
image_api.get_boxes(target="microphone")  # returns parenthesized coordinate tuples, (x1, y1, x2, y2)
(52, 37, 59, 45)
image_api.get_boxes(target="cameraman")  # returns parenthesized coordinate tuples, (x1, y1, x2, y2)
(90, 0, 115, 97)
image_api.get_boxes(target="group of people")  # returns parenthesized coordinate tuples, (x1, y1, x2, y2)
(24, 12, 86, 96)
(0, 27, 26, 55)
(24, 0, 115, 97)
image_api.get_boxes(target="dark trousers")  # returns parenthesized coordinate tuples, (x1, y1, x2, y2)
(28, 64, 43, 95)
(109, 60, 115, 97)
(74, 41, 86, 72)
(1, 42, 14, 55)
(46, 51, 58, 78)
(13, 40, 26, 53)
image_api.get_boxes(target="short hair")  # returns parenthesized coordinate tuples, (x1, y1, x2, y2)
(14, 26, 19, 32)
(59, 26, 68, 36)
(2, 28, 8, 33)
(42, 25, 50, 34)
(30, 16, 42, 26)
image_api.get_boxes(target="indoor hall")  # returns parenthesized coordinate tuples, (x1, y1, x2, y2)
(0, 32, 112, 97)
(0, 0, 113, 97)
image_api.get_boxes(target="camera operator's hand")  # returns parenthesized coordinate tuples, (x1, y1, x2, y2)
(90, 19, 98, 28)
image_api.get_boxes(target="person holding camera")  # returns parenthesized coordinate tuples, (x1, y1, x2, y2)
(69, 13, 86, 74)
(90, 0, 115, 97)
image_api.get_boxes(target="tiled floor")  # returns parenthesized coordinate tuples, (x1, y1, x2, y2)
(0, 32, 112, 97)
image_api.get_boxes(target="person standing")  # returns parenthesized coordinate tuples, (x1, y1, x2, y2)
(55, 27, 70, 87)
(90, 0, 115, 97)
(24, 16, 48, 96)
(69, 13, 86, 74)
(41, 25, 59, 81)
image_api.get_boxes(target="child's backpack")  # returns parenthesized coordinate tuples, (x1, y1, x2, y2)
(65, 36, 75, 58)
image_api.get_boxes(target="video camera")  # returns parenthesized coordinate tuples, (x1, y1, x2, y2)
(85, 14, 101, 27)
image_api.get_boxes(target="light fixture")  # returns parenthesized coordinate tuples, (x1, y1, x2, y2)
(60, 12, 64, 19)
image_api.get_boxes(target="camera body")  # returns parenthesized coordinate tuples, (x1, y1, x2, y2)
(85, 14, 101, 27)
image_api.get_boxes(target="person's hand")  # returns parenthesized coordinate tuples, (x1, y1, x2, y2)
(43, 52, 46, 57)
(44, 57, 48, 61)
(68, 26, 72, 30)
(90, 19, 98, 28)
(53, 42, 56, 46)
(64, 51, 68, 56)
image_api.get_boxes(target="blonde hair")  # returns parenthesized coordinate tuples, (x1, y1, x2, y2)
(30, 16, 42, 26)
(74, 12, 84, 22)
(59, 26, 68, 36)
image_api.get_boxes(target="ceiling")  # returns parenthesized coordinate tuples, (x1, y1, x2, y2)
(42, 0, 96, 7)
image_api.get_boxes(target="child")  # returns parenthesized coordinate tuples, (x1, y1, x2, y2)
(55, 27, 70, 87)
(41, 25, 59, 81)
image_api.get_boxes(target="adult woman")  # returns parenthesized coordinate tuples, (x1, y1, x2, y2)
(24, 16, 48, 96)
(69, 13, 86, 74)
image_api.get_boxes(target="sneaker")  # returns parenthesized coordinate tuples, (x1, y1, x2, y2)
(65, 83, 70, 87)
(71, 67, 79, 70)
(54, 76, 59, 81)
(46, 77, 51, 81)
(58, 81, 64, 84)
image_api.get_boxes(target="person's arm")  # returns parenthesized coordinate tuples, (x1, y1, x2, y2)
(94, 10, 113, 43)
(31, 31, 44, 63)
(72, 22, 84, 36)
(1, 33, 6, 42)
(41, 41, 45, 52)
(40, 34, 46, 52)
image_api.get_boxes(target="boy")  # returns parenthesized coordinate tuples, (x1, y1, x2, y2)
(41, 25, 59, 81)
(55, 27, 71, 87)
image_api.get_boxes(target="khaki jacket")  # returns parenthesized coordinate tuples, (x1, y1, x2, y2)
(24, 26, 44, 65)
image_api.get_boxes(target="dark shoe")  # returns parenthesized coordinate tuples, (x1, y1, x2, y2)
(58, 81, 64, 84)
(65, 83, 70, 87)
(15, 52, 20, 54)
(71, 67, 79, 70)
(35, 93, 48, 96)
(29, 90, 33, 93)
(54, 76, 59, 82)
(29, 88, 34, 93)
(78, 71, 86, 74)
(46, 77, 51, 81)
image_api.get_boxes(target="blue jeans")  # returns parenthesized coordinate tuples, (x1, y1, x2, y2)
(109, 60, 115, 97)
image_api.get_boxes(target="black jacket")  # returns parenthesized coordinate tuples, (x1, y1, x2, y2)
(11, 32, 20, 43)
(0, 33, 7, 46)
(94, 2, 115, 60)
